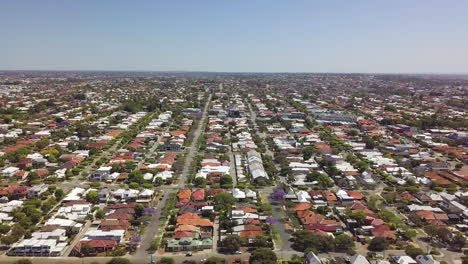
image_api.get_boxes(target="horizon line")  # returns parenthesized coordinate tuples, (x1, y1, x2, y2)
(1, 69, 468, 76)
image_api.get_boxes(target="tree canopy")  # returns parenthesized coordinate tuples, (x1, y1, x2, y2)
(249, 248, 277, 264)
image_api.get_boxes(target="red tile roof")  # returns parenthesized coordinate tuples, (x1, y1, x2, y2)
(192, 189, 205, 201)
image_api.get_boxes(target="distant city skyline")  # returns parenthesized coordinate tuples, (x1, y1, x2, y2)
(1, 0, 468, 73)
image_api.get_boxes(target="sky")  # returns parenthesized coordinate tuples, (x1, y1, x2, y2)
(1, 0, 468, 73)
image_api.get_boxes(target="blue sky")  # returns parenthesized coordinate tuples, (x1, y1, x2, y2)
(1, 0, 467, 73)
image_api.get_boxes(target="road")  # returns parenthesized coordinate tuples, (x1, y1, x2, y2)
(60, 137, 124, 192)
(178, 93, 212, 189)
(135, 190, 172, 258)
(248, 103, 274, 157)
(138, 120, 174, 167)
(227, 124, 238, 186)
(63, 221, 92, 257)
(248, 101, 295, 254)
(264, 187, 294, 252)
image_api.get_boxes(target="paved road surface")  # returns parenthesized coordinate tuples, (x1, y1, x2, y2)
(178, 93, 212, 189)
(134, 190, 172, 258)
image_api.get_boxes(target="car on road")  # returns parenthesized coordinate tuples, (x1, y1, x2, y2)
(186, 251, 193, 256)
(234, 250, 242, 254)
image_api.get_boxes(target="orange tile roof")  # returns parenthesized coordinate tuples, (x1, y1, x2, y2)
(239, 207, 258, 213)
(177, 189, 192, 200)
(104, 130, 121, 137)
(239, 231, 263, 237)
(294, 203, 312, 211)
(170, 131, 186, 136)
(177, 218, 213, 227)
(176, 225, 197, 232)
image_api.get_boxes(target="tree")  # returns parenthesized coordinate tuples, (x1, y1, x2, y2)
(272, 187, 286, 201)
(157, 257, 175, 264)
(302, 146, 316, 160)
(27, 171, 39, 182)
(14, 260, 32, 264)
(205, 257, 227, 264)
(81, 244, 96, 256)
(291, 231, 334, 252)
(95, 209, 105, 219)
(3, 116, 12, 124)
(220, 235, 241, 253)
(1, 235, 16, 245)
(135, 204, 145, 218)
(384, 105, 397, 112)
(424, 226, 451, 243)
(254, 236, 270, 248)
(452, 232, 467, 250)
(348, 210, 367, 224)
(154, 177, 164, 186)
(249, 248, 277, 264)
(86, 190, 99, 204)
(405, 245, 425, 258)
(220, 174, 233, 188)
(0, 224, 11, 234)
(346, 129, 359, 137)
(193, 177, 206, 187)
(41, 198, 56, 213)
(368, 237, 389, 251)
(214, 192, 236, 211)
(306, 171, 333, 188)
(107, 258, 130, 264)
(402, 229, 417, 240)
(129, 182, 140, 189)
(334, 234, 354, 251)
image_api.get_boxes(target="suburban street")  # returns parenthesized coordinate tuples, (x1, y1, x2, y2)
(178, 93, 212, 189)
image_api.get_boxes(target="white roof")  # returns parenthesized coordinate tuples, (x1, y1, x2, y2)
(394, 256, 416, 264)
(232, 188, 246, 199)
(84, 229, 125, 238)
(350, 254, 370, 264)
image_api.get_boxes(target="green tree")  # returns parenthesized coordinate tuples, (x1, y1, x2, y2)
(302, 146, 316, 160)
(193, 177, 206, 187)
(129, 182, 140, 189)
(107, 257, 130, 264)
(157, 257, 175, 264)
(135, 204, 145, 218)
(254, 236, 270, 248)
(220, 235, 241, 253)
(81, 244, 96, 256)
(348, 210, 367, 224)
(27, 171, 39, 182)
(95, 209, 105, 219)
(346, 129, 359, 137)
(384, 105, 397, 112)
(1, 235, 16, 245)
(291, 231, 335, 252)
(86, 190, 99, 204)
(249, 248, 277, 264)
(452, 232, 467, 249)
(0, 224, 11, 234)
(205, 257, 227, 264)
(214, 192, 236, 211)
(220, 174, 233, 188)
(334, 233, 354, 251)
(14, 260, 32, 264)
(402, 229, 417, 240)
(368, 237, 389, 251)
(405, 245, 425, 258)
(154, 177, 164, 186)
